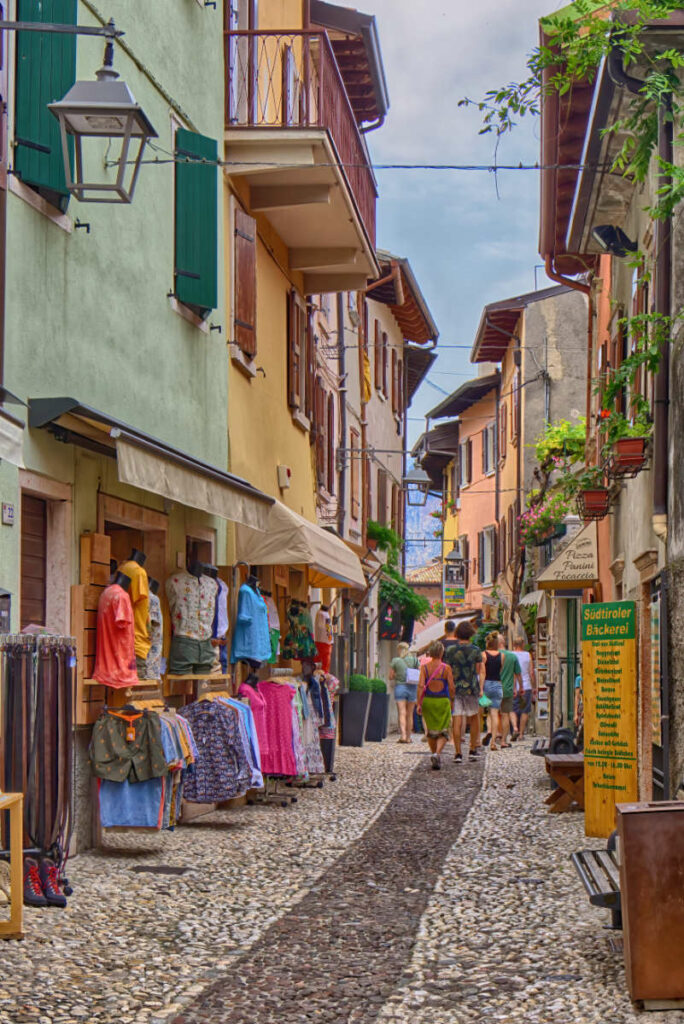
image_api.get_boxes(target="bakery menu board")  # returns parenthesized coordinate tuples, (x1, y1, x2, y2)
(581, 601, 638, 838)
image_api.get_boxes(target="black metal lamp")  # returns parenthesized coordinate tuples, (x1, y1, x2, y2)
(48, 26, 157, 203)
(445, 545, 465, 583)
(591, 225, 638, 258)
(402, 466, 431, 507)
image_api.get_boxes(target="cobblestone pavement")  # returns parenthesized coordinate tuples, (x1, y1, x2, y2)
(2, 739, 682, 1024)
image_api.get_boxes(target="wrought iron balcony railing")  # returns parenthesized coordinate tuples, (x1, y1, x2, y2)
(224, 30, 376, 247)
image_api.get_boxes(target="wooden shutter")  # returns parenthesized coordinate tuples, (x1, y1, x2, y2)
(350, 428, 360, 520)
(391, 349, 398, 413)
(175, 128, 218, 312)
(499, 403, 507, 460)
(234, 206, 257, 355)
(304, 306, 315, 422)
(374, 320, 382, 389)
(21, 494, 47, 628)
(14, 0, 77, 209)
(363, 450, 371, 523)
(287, 290, 306, 409)
(477, 531, 484, 584)
(377, 469, 388, 526)
(466, 439, 473, 484)
(314, 377, 326, 485)
(512, 370, 521, 439)
(464, 536, 470, 588)
(382, 332, 389, 398)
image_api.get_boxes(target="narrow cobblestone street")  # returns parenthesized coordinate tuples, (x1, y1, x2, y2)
(2, 740, 682, 1024)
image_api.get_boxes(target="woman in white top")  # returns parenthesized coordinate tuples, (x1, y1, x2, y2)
(511, 638, 535, 740)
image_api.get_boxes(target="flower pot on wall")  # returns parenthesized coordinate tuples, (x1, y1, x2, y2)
(608, 437, 649, 479)
(339, 691, 371, 747)
(365, 692, 390, 742)
(577, 488, 611, 522)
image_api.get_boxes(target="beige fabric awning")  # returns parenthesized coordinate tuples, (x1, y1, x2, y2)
(235, 500, 366, 589)
(0, 410, 24, 468)
(537, 521, 598, 591)
(116, 436, 271, 532)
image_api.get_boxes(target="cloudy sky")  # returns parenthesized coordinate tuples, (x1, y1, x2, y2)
(364, 0, 566, 443)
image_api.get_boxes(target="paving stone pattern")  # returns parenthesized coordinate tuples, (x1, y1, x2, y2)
(170, 750, 484, 1024)
(0, 745, 415, 1024)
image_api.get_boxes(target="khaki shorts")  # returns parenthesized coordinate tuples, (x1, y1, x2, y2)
(500, 695, 513, 713)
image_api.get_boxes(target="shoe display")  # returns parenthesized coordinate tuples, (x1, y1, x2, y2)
(23, 858, 48, 908)
(39, 859, 67, 908)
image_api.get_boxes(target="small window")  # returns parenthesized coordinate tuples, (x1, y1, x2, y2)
(498, 402, 508, 463)
(459, 439, 472, 488)
(482, 423, 496, 476)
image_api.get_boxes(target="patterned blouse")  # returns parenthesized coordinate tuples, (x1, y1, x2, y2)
(166, 571, 218, 641)
(179, 700, 252, 802)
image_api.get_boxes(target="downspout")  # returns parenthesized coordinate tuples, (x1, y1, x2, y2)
(652, 97, 672, 541)
(606, 42, 671, 540)
(336, 292, 347, 540)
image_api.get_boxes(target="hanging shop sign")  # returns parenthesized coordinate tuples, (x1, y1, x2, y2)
(378, 600, 402, 640)
(581, 600, 638, 838)
(444, 583, 465, 613)
(537, 522, 598, 591)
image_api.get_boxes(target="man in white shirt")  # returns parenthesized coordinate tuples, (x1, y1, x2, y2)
(511, 637, 536, 740)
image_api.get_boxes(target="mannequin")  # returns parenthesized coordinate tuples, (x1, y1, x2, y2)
(314, 603, 333, 673)
(93, 572, 138, 688)
(166, 562, 219, 676)
(119, 551, 151, 675)
(206, 565, 229, 673)
(246, 573, 260, 592)
(113, 570, 132, 591)
(231, 575, 271, 665)
(145, 578, 163, 680)
(202, 564, 219, 580)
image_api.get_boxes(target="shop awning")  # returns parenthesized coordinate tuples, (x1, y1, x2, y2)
(537, 521, 598, 591)
(28, 398, 273, 531)
(410, 612, 478, 654)
(0, 408, 24, 468)
(235, 500, 367, 589)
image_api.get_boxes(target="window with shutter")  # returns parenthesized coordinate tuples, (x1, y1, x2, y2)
(391, 349, 398, 413)
(14, 0, 77, 211)
(363, 451, 371, 523)
(374, 320, 382, 389)
(466, 438, 473, 484)
(499, 403, 507, 463)
(382, 332, 389, 398)
(287, 290, 306, 411)
(398, 357, 404, 415)
(462, 535, 470, 588)
(327, 394, 335, 495)
(304, 309, 315, 423)
(477, 532, 484, 585)
(512, 370, 521, 440)
(350, 428, 360, 520)
(175, 128, 218, 314)
(233, 206, 257, 356)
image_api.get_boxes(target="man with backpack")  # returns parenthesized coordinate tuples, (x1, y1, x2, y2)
(443, 620, 484, 763)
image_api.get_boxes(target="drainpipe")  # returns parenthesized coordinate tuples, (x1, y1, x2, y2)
(336, 292, 347, 540)
(606, 41, 671, 540)
(652, 98, 672, 541)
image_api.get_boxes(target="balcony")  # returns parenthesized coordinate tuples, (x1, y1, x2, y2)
(224, 30, 379, 293)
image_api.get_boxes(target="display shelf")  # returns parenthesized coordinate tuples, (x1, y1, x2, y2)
(0, 793, 24, 940)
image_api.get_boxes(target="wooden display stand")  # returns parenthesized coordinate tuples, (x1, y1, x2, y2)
(0, 793, 24, 940)
(71, 532, 112, 724)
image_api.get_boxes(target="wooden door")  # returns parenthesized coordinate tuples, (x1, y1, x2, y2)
(20, 494, 47, 628)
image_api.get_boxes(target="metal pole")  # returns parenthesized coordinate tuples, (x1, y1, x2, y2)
(0, 20, 122, 37)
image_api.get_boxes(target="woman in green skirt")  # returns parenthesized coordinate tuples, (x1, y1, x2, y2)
(417, 641, 455, 770)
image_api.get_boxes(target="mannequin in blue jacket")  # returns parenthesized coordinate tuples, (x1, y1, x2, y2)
(230, 575, 272, 664)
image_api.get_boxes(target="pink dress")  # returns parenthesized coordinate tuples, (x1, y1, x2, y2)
(256, 680, 297, 777)
(237, 683, 270, 762)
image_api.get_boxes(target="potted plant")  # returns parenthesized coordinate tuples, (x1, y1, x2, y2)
(339, 675, 372, 747)
(602, 410, 652, 478)
(366, 520, 402, 554)
(574, 465, 611, 521)
(365, 678, 390, 742)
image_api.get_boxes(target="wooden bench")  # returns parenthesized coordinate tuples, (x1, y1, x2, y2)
(531, 737, 549, 757)
(571, 839, 622, 930)
(544, 752, 585, 813)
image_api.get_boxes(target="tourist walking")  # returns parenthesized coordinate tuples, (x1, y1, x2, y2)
(416, 641, 455, 770)
(498, 636, 522, 748)
(444, 620, 484, 764)
(389, 641, 421, 744)
(442, 619, 465, 747)
(482, 632, 504, 751)
(511, 638, 535, 740)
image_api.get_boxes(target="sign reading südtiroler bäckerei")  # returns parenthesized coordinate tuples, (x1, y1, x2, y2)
(581, 601, 638, 838)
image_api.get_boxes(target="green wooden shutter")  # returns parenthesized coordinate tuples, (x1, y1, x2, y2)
(14, 0, 77, 209)
(174, 128, 218, 314)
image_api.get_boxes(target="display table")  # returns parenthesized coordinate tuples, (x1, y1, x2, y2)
(0, 793, 24, 940)
(544, 753, 585, 814)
